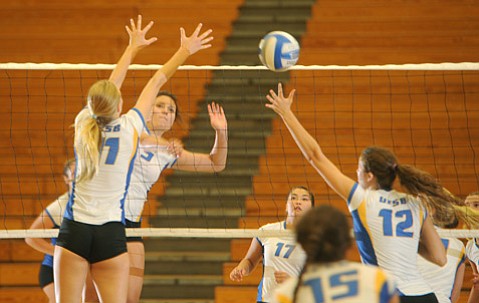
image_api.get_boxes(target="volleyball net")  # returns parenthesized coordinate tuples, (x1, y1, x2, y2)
(1, 63, 479, 240)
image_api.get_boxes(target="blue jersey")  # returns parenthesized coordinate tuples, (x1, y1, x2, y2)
(67, 108, 146, 225)
(348, 184, 432, 295)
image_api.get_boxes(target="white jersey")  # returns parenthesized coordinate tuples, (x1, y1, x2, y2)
(124, 143, 177, 222)
(418, 231, 465, 303)
(466, 239, 479, 269)
(348, 184, 432, 295)
(42, 192, 69, 267)
(45, 192, 69, 227)
(66, 108, 146, 225)
(272, 261, 397, 303)
(256, 221, 307, 302)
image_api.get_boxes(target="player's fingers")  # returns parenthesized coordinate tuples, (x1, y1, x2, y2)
(146, 37, 158, 45)
(136, 15, 142, 29)
(130, 18, 136, 30)
(199, 29, 213, 40)
(277, 83, 283, 97)
(288, 89, 296, 100)
(143, 21, 154, 33)
(269, 89, 278, 100)
(192, 23, 203, 37)
(266, 95, 276, 104)
(202, 36, 214, 44)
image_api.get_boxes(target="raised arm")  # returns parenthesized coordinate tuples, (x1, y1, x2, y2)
(109, 15, 157, 89)
(175, 102, 228, 172)
(265, 83, 355, 200)
(134, 23, 213, 119)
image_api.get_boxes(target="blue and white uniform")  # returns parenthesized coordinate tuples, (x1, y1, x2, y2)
(418, 229, 465, 303)
(66, 108, 146, 225)
(272, 261, 397, 303)
(124, 143, 177, 223)
(348, 184, 433, 296)
(466, 238, 479, 269)
(256, 221, 307, 303)
(41, 193, 69, 267)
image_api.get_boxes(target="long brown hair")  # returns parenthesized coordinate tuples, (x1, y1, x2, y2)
(292, 205, 351, 302)
(75, 80, 120, 182)
(361, 146, 478, 227)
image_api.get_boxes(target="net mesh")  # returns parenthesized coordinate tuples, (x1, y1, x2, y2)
(0, 63, 478, 239)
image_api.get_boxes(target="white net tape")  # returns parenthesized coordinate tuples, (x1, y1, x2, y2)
(0, 228, 477, 239)
(1, 62, 478, 71)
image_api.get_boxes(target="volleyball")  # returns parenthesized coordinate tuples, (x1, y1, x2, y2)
(258, 31, 300, 72)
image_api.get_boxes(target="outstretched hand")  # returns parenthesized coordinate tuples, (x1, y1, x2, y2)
(265, 83, 296, 117)
(180, 23, 213, 55)
(125, 15, 157, 50)
(208, 102, 227, 131)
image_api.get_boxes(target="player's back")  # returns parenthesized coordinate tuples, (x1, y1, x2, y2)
(348, 185, 432, 295)
(272, 261, 396, 303)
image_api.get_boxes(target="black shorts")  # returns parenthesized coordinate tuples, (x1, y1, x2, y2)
(56, 218, 127, 263)
(125, 219, 143, 243)
(39, 264, 54, 288)
(400, 293, 438, 303)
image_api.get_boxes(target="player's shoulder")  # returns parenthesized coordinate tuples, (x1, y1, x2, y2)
(259, 221, 285, 231)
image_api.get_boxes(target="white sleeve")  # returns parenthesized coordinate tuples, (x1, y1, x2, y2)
(125, 108, 147, 134)
(347, 183, 365, 212)
(45, 193, 69, 226)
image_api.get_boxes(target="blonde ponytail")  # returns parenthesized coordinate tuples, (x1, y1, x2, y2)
(75, 80, 121, 182)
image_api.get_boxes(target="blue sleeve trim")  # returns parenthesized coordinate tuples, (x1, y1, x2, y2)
(44, 209, 56, 226)
(347, 183, 359, 205)
(131, 108, 147, 130)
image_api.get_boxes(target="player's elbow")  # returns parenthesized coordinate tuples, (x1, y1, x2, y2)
(212, 162, 226, 172)
(25, 237, 34, 247)
(437, 255, 447, 267)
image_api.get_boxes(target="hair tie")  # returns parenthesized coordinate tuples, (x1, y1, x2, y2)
(86, 97, 98, 120)
(392, 163, 398, 171)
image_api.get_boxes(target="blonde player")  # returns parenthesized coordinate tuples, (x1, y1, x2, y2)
(465, 192, 479, 303)
(272, 205, 398, 303)
(229, 187, 315, 303)
(417, 211, 465, 303)
(265, 83, 453, 303)
(53, 16, 213, 303)
(124, 90, 228, 303)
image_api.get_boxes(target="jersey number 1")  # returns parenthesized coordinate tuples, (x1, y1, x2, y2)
(103, 137, 119, 165)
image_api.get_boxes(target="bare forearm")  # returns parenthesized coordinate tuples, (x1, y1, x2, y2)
(25, 238, 55, 256)
(238, 258, 255, 276)
(135, 47, 190, 116)
(208, 129, 228, 171)
(109, 45, 139, 89)
(281, 110, 323, 164)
